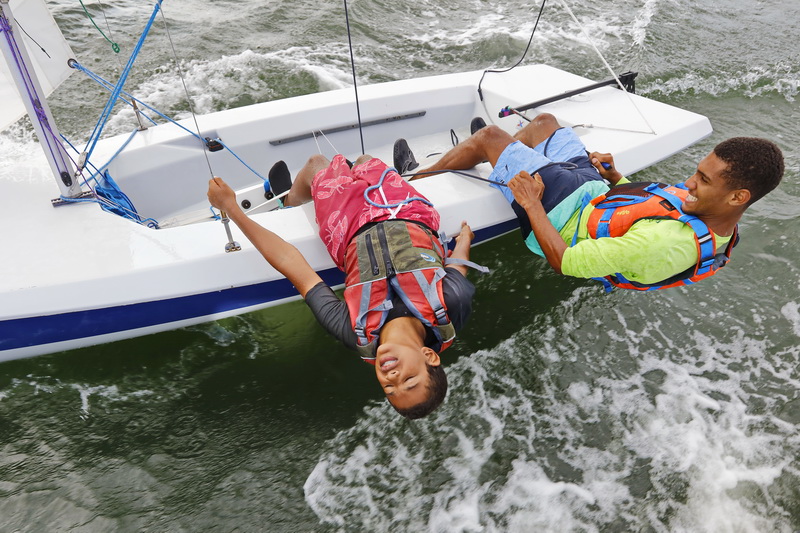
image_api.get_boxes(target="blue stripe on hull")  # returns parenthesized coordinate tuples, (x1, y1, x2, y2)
(0, 220, 517, 353)
(0, 268, 345, 352)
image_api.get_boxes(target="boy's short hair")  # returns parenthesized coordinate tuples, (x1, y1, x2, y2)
(713, 137, 784, 205)
(393, 364, 448, 420)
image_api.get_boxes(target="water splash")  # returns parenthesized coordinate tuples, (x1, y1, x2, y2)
(305, 285, 800, 531)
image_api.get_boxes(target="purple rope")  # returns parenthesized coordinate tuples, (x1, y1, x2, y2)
(1, 12, 72, 176)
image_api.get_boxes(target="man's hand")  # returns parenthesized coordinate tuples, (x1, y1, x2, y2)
(508, 170, 544, 210)
(207, 177, 238, 213)
(589, 152, 624, 185)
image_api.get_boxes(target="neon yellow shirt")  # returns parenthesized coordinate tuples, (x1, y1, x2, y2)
(559, 181, 732, 284)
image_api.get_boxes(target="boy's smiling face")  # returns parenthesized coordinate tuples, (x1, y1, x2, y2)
(375, 343, 439, 410)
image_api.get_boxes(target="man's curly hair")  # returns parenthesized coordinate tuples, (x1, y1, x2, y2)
(713, 137, 784, 205)
(392, 363, 448, 420)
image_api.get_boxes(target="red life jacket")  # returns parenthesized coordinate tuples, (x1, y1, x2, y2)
(582, 182, 738, 291)
(342, 220, 455, 362)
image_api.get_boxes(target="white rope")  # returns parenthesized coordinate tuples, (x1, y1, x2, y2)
(557, 0, 657, 135)
(312, 129, 341, 157)
(312, 131, 323, 154)
(244, 190, 290, 214)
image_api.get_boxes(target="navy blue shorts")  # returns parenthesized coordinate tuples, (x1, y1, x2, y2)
(488, 128, 603, 235)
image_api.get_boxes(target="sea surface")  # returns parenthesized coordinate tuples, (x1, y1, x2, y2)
(1, 0, 799, 531)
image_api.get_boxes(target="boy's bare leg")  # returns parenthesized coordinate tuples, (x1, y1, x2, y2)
(284, 154, 376, 206)
(284, 154, 330, 207)
(353, 154, 374, 166)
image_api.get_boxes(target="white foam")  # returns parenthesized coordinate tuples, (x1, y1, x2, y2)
(69, 383, 155, 417)
(96, 45, 358, 136)
(304, 282, 800, 530)
(644, 65, 800, 102)
(780, 301, 800, 337)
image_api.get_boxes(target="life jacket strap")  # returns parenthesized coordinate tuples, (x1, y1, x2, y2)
(443, 257, 490, 274)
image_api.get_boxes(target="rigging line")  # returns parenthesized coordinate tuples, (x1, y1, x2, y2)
(96, 0, 126, 72)
(312, 129, 340, 158)
(95, 0, 147, 130)
(406, 169, 509, 187)
(78, 0, 120, 53)
(318, 129, 339, 155)
(406, 161, 579, 186)
(556, 0, 656, 135)
(81, 1, 161, 162)
(343, 0, 365, 155)
(14, 21, 51, 59)
(157, 4, 215, 179)
(477, 0, 547, 101)
(572, 123, 653, 135)
(72, 61, 267, 183)
(312, 131, 323, 155)
(157, 6, 237, 248)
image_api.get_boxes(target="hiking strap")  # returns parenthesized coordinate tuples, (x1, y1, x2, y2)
(443, 257, 491, 274)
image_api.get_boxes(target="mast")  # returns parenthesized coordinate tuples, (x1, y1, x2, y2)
(0, 0, 81, 198)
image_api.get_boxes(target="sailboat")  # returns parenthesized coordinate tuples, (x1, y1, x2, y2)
(0, 0, 711, 362)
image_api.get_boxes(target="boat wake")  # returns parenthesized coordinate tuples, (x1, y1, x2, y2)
(304, 284, 800, 532)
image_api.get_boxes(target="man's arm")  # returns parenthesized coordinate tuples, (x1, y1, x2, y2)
(507, 171, 567, 274)
(207, 177, 323, 297)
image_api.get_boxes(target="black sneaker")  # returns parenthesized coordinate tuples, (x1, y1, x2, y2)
(470, 117, 487, 135)
(393, 138, 419, 174)
(267, 160, 292, 198)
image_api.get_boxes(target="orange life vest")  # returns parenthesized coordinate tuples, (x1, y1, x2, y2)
(582, 182, 738, 291)
(342, 220, 455, 362)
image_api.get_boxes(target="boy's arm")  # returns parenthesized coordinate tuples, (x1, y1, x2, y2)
(207, 177, 323, 297)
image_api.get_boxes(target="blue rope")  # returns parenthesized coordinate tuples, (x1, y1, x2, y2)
(72, 60, 269, 183)
(70, 62, 158, 127)
(59, 128, 163, 228)
(61, 128, 140, 187)
(82, 0, 162, 163)
(213, 138, 267, 181)
(364, 167, 434, 209)
(55, 193, 160, 228)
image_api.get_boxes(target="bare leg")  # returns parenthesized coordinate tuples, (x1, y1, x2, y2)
(411, 125, 516, 180)
(513, 113, 561, 148)
(353, 154, 374, 166)
(285, 154, 329, 207)
(411, 113, 563, 180)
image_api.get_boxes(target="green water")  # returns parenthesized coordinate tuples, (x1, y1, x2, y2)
(2, 0, 799, 530)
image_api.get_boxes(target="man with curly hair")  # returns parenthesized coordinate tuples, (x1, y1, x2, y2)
(408, 114, 784, 291)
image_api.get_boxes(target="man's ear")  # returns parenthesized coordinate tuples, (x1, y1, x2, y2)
(422, 347, 441, 367)
(730, 188, 751, 206)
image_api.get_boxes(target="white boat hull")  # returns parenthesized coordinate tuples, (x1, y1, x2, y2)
(0, 65, 711, 362)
